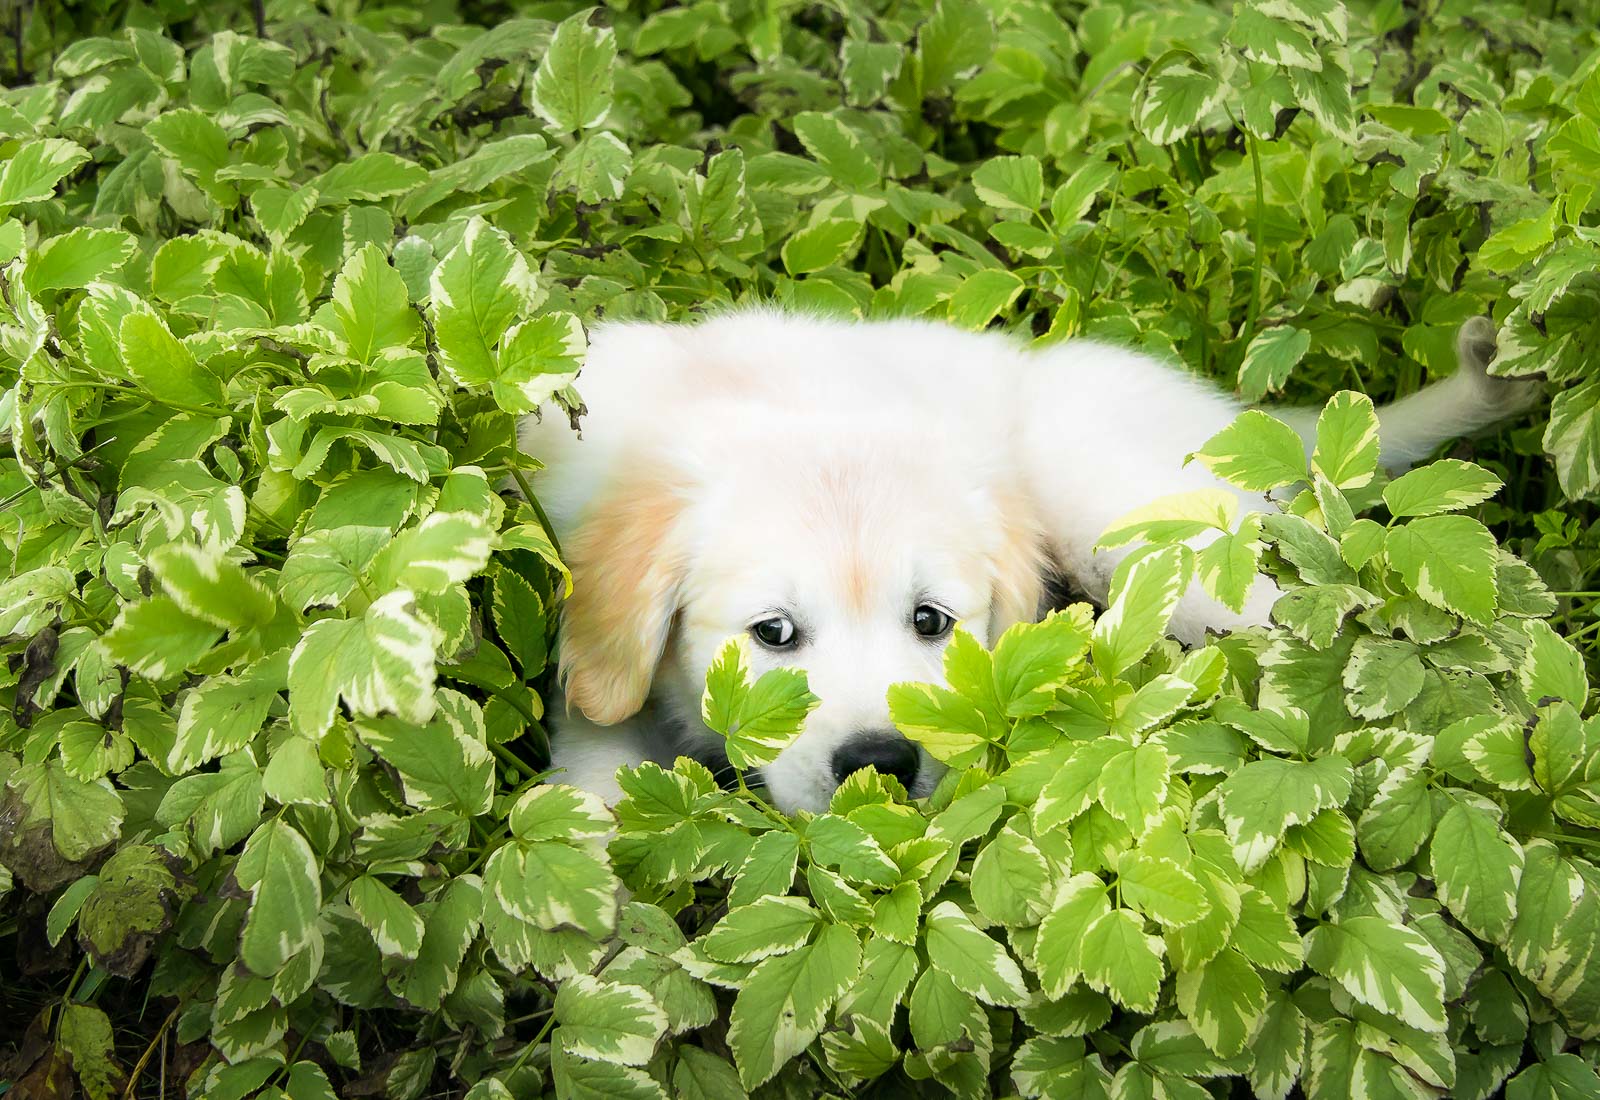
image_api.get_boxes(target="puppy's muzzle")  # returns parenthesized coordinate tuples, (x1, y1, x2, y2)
(831, 732, 920, 791)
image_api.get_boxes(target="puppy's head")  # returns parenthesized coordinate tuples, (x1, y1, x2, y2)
(557, 429, 1043, 813)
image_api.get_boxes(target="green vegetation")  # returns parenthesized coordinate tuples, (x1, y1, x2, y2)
(3, 1, 1600, 1098)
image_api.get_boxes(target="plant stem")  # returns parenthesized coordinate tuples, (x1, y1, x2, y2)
(1243, 132, 1266, 349)
(123, 1007, 180, 1100)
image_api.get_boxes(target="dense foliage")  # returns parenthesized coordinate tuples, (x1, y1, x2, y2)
(3, 0, 1600, 1098)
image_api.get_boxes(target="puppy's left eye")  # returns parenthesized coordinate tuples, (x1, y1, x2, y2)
(912, 604, 954, 638)
(751, 615, 797, 648)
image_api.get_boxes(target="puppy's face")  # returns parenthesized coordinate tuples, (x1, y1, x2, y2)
(558, 434, 1042, 814)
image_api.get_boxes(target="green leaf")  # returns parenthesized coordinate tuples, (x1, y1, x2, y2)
(509, 783, 613, 841)
(400, 134, 552, 218)
(149, 542, 275, 631)
(1520, 618, 1588, 709)
(261, 735, 326, 807)
(703, 896, 819, 963)
(236, 819, 322, 976)
(1229, 7, 1322, 68)
(1231, 887, 1303, 973)
(1382, 459, 1503, 517)
(1304, 915, 1448, 1032)
(279, 527, 390, 612)
(1093, 546, 1192, 676)
(672, 1047, 745, 1100)
(1118, 851, 1209, 928)
(0, 138, 90, 209)
(428, 216, 539, 389)
(969, 820, 1051, 927)
(555, 975, 668, 1066)
(1343, 637, 1425, 720)
(75, 844, 181, 976)
(252, 185, 317, 243)
(947, 268, 1025, 329)
(100, 596, 222, 681)
(118, 311, 226, 408)
(1080, 907, 1165, 1013)
(491, 311, 586, 415)
(890, 677, 994, 769)
(1247, 992, 1305, 1100)
(146, 108, 234, 203)
(59, 1003, 121, 1100)
(1430, 802, 1523, 942)
(1355, 767, 1433, 871)
(781, 215, 865, 275)
(1238, 325, 1311, 402)
(792, 112, 879, 193)
(1096, 743, 1172, 836)
(1192, 410, 1309, 492)
(700, 638, 819, 771)
(729, 831, 800, 908)
(309, 152, 425, 205)
(328, 243, 420, 365)
(47, 873, 99, 947)
(25, 226, 136, 293)
(1312, 390, 1381, 489)
(1507, 1054, 1600, 1100)
(355, 702, 493, 817)
(551, 1044, 666, 1100)
(917, 0, 995, 91)
(972, 155, 1044, 212)
(1175, 947, 1265, 1058)
(1384, 515, 1499, 624)
(1033, 874, 1111, 997)
(394, 874, 483, 1011)
(1138, 52, 1227, 145)
(1217, 755, 1353, 873)
(925, 900, 1029, 1005)
(347, 874, 424, 959)
(289, 591, 440, 738)
(990, 606, 1094, 716)
(530, 11, 617, 132)
(368, 512, 493, 596)
(1097, 490, 1239, 552)
(1544, 379, 1600, 499)
(556, 131, 633, 203)
(485, 838, 619, 940)
(728, 922, 861, 1088)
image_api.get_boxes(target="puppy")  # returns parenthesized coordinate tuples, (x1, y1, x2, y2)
(520, 310, 1535, 812)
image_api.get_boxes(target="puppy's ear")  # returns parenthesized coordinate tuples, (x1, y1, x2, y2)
(557, 473, 687, 725)
(990, 489, 1048, 635)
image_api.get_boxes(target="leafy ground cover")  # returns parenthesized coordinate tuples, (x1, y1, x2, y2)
(2, 0, 1600, 1097)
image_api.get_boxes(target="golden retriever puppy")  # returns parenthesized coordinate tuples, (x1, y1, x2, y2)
(521, 310, 1534, 812)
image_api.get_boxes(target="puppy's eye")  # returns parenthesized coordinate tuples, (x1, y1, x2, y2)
(912, 604, 954, 638)
(751, 615, 797, 648)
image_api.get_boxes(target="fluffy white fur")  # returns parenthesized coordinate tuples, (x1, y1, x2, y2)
(520, 310, 1536, 813)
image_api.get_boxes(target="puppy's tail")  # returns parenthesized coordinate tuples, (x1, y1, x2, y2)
(1271, 317, 1541, 473)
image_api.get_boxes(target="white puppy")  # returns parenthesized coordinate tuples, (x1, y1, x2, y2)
(520, 310, 1534, 812)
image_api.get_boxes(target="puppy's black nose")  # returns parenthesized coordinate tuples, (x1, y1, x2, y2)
(831, 733, 919, 790)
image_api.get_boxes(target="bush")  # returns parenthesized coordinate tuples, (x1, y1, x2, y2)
(2, 1, 1599, 1098)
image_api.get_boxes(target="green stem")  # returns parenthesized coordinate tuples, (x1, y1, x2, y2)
(510, 464, 563, 558)
(1243, 132, 1266, 349)
(47, 381, 222, 418)
(508, 1011, 560, 1078)
(1085, 180, 1121, 305)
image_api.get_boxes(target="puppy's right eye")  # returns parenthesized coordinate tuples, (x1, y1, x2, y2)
(751, 616, 797, 648)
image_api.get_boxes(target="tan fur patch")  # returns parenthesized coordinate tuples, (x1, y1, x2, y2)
(558, 469, 686, 725)
(990, 488, 1048, 634)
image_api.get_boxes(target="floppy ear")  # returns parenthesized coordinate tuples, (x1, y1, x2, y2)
(557, 473, 687, 725)
(989, 489, 1048, 636)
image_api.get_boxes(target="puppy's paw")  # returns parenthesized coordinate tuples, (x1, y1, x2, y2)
(1455, 317, 1542, 415)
